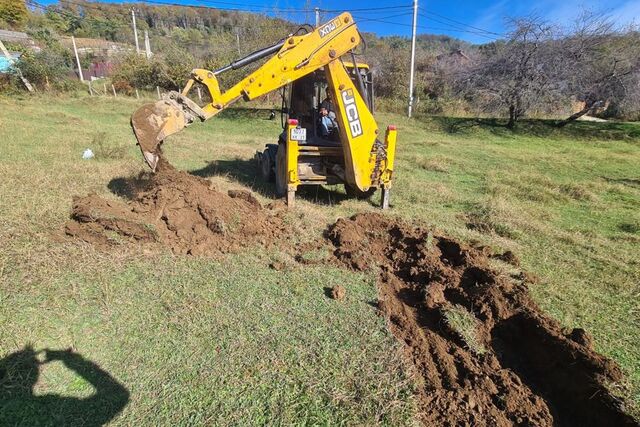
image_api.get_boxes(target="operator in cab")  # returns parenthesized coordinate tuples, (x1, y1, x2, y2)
(319, 88, 338, 138)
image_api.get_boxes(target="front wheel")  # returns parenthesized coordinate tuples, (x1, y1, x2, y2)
(259, 150, 275, 182)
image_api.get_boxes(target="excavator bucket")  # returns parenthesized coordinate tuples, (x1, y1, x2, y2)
(131, 99, 188, 171)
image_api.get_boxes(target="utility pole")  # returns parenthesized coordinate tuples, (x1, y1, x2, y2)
(235, 28, 240, 55)
(315, 7, 320, 26)
(144, 30, 152, 58)
(407, 0, 418, 117)
(71, 36, 84, 82)
(131, 8, 140, 54)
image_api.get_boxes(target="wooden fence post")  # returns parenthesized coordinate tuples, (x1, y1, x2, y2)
(112, 84, 117, 97)
(71, 36, 84, 82)
(135, 89, 139, 99)
(157, 86, 161, 99)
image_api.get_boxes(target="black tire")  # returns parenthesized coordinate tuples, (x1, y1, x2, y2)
(345, 185, 376, 200)
(260, 149, 275, 182)
(275, 143, 287, 197)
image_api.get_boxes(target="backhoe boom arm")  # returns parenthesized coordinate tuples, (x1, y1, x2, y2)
(131, 13, 362, 170)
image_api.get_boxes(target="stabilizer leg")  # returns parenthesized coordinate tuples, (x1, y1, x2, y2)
(287, 188, 296, 208)
(381, 188, 390, 209)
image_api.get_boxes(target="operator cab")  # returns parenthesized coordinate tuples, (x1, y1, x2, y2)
(283, 62, 373, 147)
(256, 60, 385, 204)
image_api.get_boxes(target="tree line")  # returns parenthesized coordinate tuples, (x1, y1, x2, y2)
(1, 0, 639, 123)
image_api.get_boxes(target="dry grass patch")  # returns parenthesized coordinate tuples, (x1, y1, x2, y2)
(443, 305, 486, 355)
(412, 155, 451, 173)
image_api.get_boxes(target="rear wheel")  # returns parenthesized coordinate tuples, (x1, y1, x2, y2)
(275, 143, 287, 197)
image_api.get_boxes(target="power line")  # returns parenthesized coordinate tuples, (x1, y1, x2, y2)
(25, 0, 297, 35)
(29, 0, 500, 41)
(355, 11, 413, 23)
(354, 14, 500, 40)
(28, 0, 130, 19)
(32, 0, 416, 25)
(26, 0, 100, 20)
(35, 0, 414, 17)
(29, 0, 289, 37)
(187, 0, 299, 10)
(33, 0, 309, 16)
(320, 5, 413, 13)
(189, 0, 311, 13)
(418, 13, 502, 38)
(418, 8, 502, 36)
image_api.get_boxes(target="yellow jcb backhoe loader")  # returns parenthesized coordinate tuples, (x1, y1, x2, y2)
(131, 12, 397, 208)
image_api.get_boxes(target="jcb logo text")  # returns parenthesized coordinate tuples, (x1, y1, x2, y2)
(319, 18, 341, 37)
(342, 89, 363, 138)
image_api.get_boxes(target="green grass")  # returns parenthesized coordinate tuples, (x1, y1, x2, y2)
(0, 94, 639, 423)
(443, 305, 486, 355)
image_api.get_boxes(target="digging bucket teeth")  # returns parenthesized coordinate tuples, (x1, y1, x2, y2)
(131, 91, 209, 171)
(131, 99, 188, 171)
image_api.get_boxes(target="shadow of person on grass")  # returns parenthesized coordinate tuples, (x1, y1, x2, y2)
(0, 346, 130, 426)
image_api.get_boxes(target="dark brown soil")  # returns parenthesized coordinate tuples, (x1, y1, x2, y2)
(327, 212, 637, 427)
(65, 159, 287, 256)
(65, 159, 637, 425)
(493, 250, 520, 267)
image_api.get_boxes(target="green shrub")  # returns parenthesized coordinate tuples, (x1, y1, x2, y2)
(15, 48, 81, 91)
(0, 0, 28, 30)
(111, 50, 195, 92)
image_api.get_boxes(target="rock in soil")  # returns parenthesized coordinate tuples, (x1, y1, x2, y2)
(327, 212, 637, 427)
(65, 158, 287, 256)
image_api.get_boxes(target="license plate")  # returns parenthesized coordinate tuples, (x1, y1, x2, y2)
(290, 127, 307, 141)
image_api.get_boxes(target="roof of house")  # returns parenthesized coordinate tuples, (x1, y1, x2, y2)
(0, 29, 32, 43)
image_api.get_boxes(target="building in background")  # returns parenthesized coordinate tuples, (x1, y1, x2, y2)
(59, 37, 131, 79)
(0, 29, 36, 74)
(0, 51, 20, 73)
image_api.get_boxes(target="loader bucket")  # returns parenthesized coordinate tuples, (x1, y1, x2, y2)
(131, 99, 188, 171)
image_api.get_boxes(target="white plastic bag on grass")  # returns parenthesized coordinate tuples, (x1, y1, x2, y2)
(82, 148, 94, 160)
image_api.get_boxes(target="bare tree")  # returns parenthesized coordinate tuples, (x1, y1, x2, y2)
(556, 11, 640, 126)
(461, 17, 557, 128)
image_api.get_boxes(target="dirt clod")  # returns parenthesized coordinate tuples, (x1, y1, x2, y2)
(327, 212, 637, 427)
(330, 285, 346, 301)
(228, 189, 262, 209)
(65, 159, 287, 256)
(269, 261, 285, 271)
(493, 250, 520, 267)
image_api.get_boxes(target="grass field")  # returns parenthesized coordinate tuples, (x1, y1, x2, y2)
(1, 93, 638, 424)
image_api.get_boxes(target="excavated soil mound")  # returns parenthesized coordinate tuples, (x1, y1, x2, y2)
(65, 159, 287, 256)
(327, 213, 637, 427)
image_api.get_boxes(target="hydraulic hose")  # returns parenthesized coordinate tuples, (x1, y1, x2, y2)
(213, 39, 286, 75)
